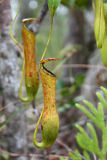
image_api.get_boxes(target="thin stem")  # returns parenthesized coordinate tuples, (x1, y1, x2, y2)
(33, 108, 44, 146)
(18, 60, 26, 101)
(9, 0, 26, 101)
(40, 17, 53, 62)
(0, 104, 23, 132)
(9, 0, 24, 54)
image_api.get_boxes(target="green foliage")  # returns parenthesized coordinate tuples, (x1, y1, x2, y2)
(60, 86, 107, 160)
(57, 75, 84, 113)
(69, 150, 82, 160)
(48, 0, 61, 17)
(61, 0, 89, 9)
(61, 0, 72, 8)
(68, 150, 90, 160)
(83, 151, 90, 160)
(60, 157, 67, 160)
(0, 152, 9, 160)
(76, 123, 100, 155)
(73, 0, 89, 8)
(56, 75, 84, 98)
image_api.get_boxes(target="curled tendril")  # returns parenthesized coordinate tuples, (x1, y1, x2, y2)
(33, 58, 59, 149)
(10, 0, 40, 102)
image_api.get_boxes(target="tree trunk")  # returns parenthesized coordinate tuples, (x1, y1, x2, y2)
(0, 0, 28, 159)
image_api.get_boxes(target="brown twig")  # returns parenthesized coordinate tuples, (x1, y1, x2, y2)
(0, 100, 20, 113)
(0, 0, 4, 4)
(63, 63, 107, 71)
(0, 106, 7, 113)
(47, 154, 69, 160)
(56, 139, 85, 160)
(56, 139, 72, 152)
(0, 148, 69, 159)
(29, 0, 49, 34)
(0, 148, 43, 158)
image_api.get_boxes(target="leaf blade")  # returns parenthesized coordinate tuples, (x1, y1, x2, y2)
(48, 0, 61, 17)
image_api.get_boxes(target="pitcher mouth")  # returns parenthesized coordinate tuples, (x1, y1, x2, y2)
(41, 63, 56, 77)
(40, 58, 59, 77)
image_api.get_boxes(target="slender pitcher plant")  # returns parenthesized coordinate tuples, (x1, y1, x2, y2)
(19, 19, 39, 102)
(10, 0, 61, 149)
(33, 58, 59, 149)
(33, 0, 61, 149)
(10, 0, 39, 102)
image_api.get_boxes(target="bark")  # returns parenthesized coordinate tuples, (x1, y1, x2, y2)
(0, 0, 28, 159)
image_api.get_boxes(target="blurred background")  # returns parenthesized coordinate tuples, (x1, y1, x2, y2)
(0, 0, 107, 159)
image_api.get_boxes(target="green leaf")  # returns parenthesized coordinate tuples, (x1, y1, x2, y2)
(76, 125, 93, 152)
(102, 126, 107, 158)
(76, 124, 101, 155)
(69, 152, 77, 160)
(83, 151, 90, 160)
(60, 157, 67, 160)
(75, 150, 82, 160)
(48, 0, 61, 17)
(83, 100, 98, 118)
(61, 0, 72, 8)
(100, 86, 107, 99)
(87, 123, 100, 154)
(75, 75, 84, 85)
(98, 102, 105, 129)
(96, 92, 107, 110)
(2, 152, 9, 160)
(74, 87, 107, 159)
(76, 103, 104, 130)
(69, 151, 82, 160)
(76, 104, 99, 127)
(74, 0, 89, 8)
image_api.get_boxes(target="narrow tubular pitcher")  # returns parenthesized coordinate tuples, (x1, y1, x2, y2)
(19, 19, 40, 102)
(33, 58, 59, 149)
